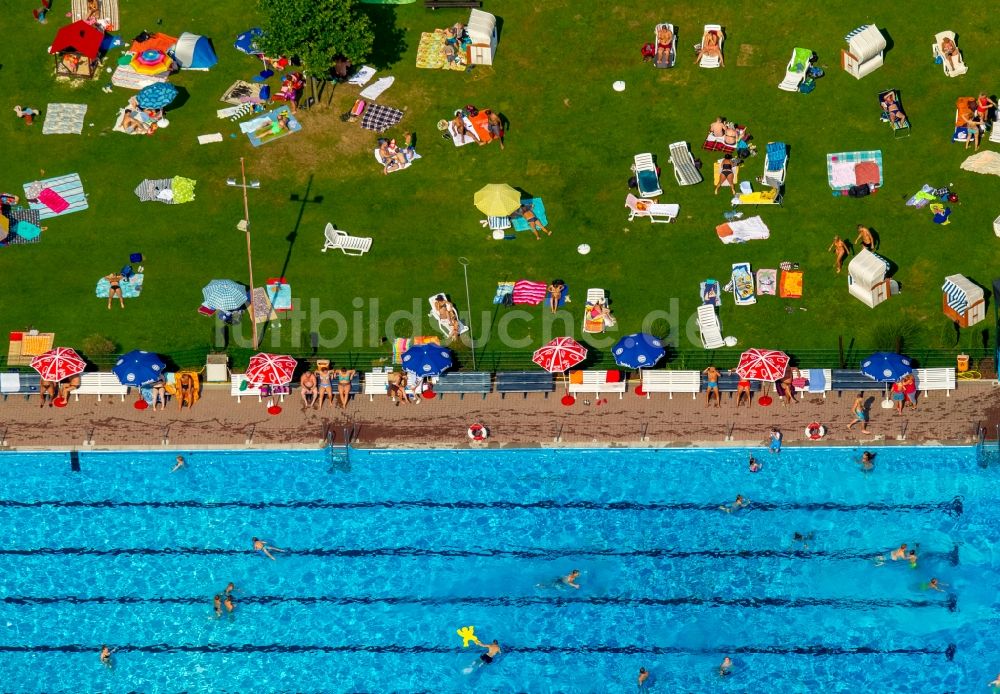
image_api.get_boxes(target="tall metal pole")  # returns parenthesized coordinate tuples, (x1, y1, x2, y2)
(240, 158, 258, 349)
(458, 257, 475, 369)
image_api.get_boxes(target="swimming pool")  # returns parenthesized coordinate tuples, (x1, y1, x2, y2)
(0, 445, 994, 693)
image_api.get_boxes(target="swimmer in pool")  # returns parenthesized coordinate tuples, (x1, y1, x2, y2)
(225, 582, 236, 595)
(638, 667, 650, 688)
(537, 569, 582, 590)
(213, 594, 222, 618)
(908, 549, 918, 569)
(793, 531, 814, 550)
(253, 537, 285, 561)
(859, 451, 874, 472)
(719, 656, 732, 677)
(926, 578, 946, 592)
(224, 594, 235, 614)
(720, 495, 747, 513)
(989, 673, 1000, 689)
(890, 543, 908, 561)
(100, 645, 113, 669)
(172, 455, 185, 472)
(748, 456, 761, 473)
(463, 638, 501, 673)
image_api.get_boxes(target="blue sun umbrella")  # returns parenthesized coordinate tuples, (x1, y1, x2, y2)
(860, 352, 913, 382)
(136, 82, 179, 110)
(612, 333, 666, 370)
(401, 344, 453, 376)
(234, 27, 263, 55)
(113, 350, 166, 386)
(202, 279, 249, 311)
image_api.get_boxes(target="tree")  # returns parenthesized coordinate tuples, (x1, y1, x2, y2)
(256, 0, 374, 75)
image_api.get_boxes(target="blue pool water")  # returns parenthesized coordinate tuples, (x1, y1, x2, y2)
(0, 446, 996, 693)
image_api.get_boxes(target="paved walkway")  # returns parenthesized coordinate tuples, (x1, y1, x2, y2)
(1, 379, 996, 450)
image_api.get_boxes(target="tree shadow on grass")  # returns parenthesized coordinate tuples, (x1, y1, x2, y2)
(357, 5, 407, 70)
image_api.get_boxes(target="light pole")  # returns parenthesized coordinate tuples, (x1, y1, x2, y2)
(458, 257, 475, 369)
(226, 158, 261, 349)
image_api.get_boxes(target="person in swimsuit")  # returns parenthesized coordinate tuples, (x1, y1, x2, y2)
(860, 451, 874, 472)
(703, 365, 721, 408)
(976, 93, 996, 123)
(730, 370, 751, 408)
(177, 373, 196, 411)
(100, 645, 113, 669)
(152, 378, 167, 411)
(484, 110, 504, 149)
(846, 393, 870, 434)
(547, 281, 565, 314)
(106, 273, 125, 309)
(926, 578, 945, 592)
(655, 25, 673, 64)
(989, 673, 1000, 690)
(963, 110, 982, 151)
(695, 30, 723, 66)
(59, 375, 80, 405)
(172, 455, 185, 473)
(855, 225, 875, 251)
(336, 367, 355, 409)
(386, 371, 411, 405)
(252, 536, 285, 561)
(709, 116, 726, 138)
(901, 373, 917, 409)
(748, 455, 761, 473)
(474, 638, 501, 665)
(793, 531, 814, 549)
(434, 295, 460, 340)
(39, 379, 57, 408)
(213, 594, 223, 618)
(638, 667, 650, 688)
(299, 370, 318, 408)
(378, 139, 407, 174)
(769, 427, 782, 453)
(719, 656, 732, 677)
(891, 380, 906, 414)
(224, 593, 235, 615)
(562, 569, 582, 589)
(828, 236, 848, 274)
(908, 549, 918, 568)
(777, 375, 796, 406)
(720, 494, 747, 513)
(316, 365, 334, 409)
(515, 203, 550, 240)
(451, 112, 471, 144)
(880, 91, 906, 126)
(890, 543, 907, 561)
(715, 155, 736, 195)
(225, 582, 236, 596)
(939, 36, 958, 71)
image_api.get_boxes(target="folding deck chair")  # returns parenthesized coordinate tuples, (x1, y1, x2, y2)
(778, 47, 814, 92)
(763, 142, 788, 187)
(653, 23, 676, 68)
(321, 223, 373, 255)
(696, 304, 724, 349)
(879, 89, 911, 138)
(632, 153, 663, 198)
(583, 288, 609, 334)
(668, 142, 703, 186)
(933, 31, 968, 78)
(625, 193, 678, 223)
(697, 24, 724, 68)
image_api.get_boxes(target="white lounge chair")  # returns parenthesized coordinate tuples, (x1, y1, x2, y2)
(698, 24, 724, 68)
(778, 47, 813, 92)
(428, 294, 469, 339)
(583, 288, 611, 334)
(668, 141, 703, 186)
(632, 153, 663, 198)
(697, 304, 724, 349)
(625, 193, 678, 223)
(933, 31, 968, 77)
(653, 23, 676, 68)
(322, 224, 372, 255)
(762, 142, 788, 187)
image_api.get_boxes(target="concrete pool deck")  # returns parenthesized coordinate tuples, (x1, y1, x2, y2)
(0, 379, 996, 451)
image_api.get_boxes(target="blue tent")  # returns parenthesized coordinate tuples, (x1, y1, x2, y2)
(173, 32, 218, 70)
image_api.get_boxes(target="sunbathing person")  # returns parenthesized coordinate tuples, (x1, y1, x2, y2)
(881, 92, 907, 126)
(121, 109, 149, 135)
(655, 25, 673, 64)
(709, 117, 726, 138)
(724, 125, 740, 147)
(715, 155, 736, 195)
(514, 203, 550, 240)
(600, 302, 617, 328)
(694, 30, 723, 66)
(105, 272, 125, 309)
(433, 295, 460, 340)
(59, 375, 80, 405)
(939, 36, 959, 71)
(451, 112, 471, 144)
(379, 139, 408, 174)
(963, 111, 982, 150)
(547, 281, 565, 314)
(177, 373, 196, 410)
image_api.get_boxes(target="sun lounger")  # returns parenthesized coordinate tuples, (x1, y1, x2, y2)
(933, 31, 968, 77)
(668, 142, 703, 186)
(879, 89, 910, 138)
(698, 24, 724, 68)
(778, 47, 814, 91)
(583, 288, 609, 334)
(633, 153, 662, 198)
(625, 193, 678, 223)
(322, 224, 372, 255)
(730, 262, 756, 305)
(640, 370, 701, 399)
(428, 294, 469, 339)
(732, 187, 782, 206)
(763, 142, 788, 186)
(697, 304, 724, 349)
(653, 23, 676, 68)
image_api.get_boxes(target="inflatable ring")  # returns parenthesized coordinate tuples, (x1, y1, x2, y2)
(805, 422, 825, 440)
(467, 424, 489, 442)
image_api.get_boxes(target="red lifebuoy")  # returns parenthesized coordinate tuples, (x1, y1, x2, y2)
(467, 424, 488, 441)
(805, 422, 825, 440)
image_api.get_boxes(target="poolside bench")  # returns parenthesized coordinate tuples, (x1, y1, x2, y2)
(1, 371, 40, 401)
(710, 373, 762, 396)
(496, 371, 555, 399)
(640, 370, 701, 399)
(830, 369, 878, 396)
(568, 370, 627, 399)
(425, 0, 482, 8)
(231, 374, 263, 402)
(914, 367, 956, 396)
(73, 372, 129, 401)
(434, 371, 492, 399)
(790, 368, 833, 398)
(364, 372, 390, 401)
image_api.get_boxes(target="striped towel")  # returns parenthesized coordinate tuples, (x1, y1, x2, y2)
(23, 174, 88, 220)
(513, 280, 547, 305)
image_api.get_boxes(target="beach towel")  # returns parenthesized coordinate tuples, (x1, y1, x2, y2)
(493, 281, 514, 304)
(112, 107, 156, 136)
(756, 269, 777, 295)
(700, 279, 722, 306)
(546, 284, 570, 308)
(392, 336, 441, 364)
(808, 368, 826, 391)
(1, 207, 42, 245)
(111, 65, 168, 90)
(715, 215, 770, 244)
(467, 111, 494, 143)
(513, 280, 547, 305)
(449, 116, 480, 146)
(780, 270, 803, 298)
(198, 133, 224, 145)
(360, 76, 395, 101)
(415, 31, 466, 71)
(361, 103, 404, 133)
(42, 103, 87, 135)
(511, 198, 548, 233)
(854, 161, 881, 187)
(217, 104, 253, 119)
(347, 65, 376, 86)
(766, 142, 787, 170)
(731, 263, 756, 305)
(251, 287, 279, 324)
(266, 282, 292, 311)
(243, 106, 301, 147)
(24, 174, 88, 220)
(960, 151, 1000, 176)
(374, 149, 421, 173)
(220, 80, 264, 105)
(906, 184, 937, 208)
(96, 273, 143, 299)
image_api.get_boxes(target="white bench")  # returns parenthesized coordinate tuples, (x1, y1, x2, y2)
(640, 370, 701, 399)
(914, 367, 956, 396)
(364, 372, 390, 401)
(73, 373, 129, 401)
(791, 368, 833, 398)
(568, 371, 627, 399)
(231, 374, 263, 403)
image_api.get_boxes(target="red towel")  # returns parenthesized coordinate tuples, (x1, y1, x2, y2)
(513, 280, 547, 305)
(37, 187, 69, 214)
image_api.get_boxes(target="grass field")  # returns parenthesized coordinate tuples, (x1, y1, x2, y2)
(1, 2, 998, 370)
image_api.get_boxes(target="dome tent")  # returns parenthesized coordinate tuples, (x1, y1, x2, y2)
(173, 32, 217, 70)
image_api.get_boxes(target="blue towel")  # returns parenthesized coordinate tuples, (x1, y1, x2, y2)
(808, 368, 826, 391)
(510, 198, 548, 232)
(766, 143, 787, 171)
(544, 284, 570, 307)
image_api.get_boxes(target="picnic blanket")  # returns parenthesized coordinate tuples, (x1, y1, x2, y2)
(360, 76, 395, 101)
(416, 30, 467, 71)
(756, 269, 777, 295)
(347, 65, 376, 86)
(42, 104, 87, 135)
(780, 270, 803, 298)
(512, 280, 548, 305)
(715, 215, 770, 244)
(960, 151, 1000, 176)
(220, 80, 264, 105)
(134, 177, 196, 204)
(511, 198, 547, 233)
(392, 336, 440, 364)
(361, 103, 404, 133)
(0, 207, 43, 246)
(374, 149, 421, 173)
(826, 150, 883, 190)
(449, 116, 480, 146)
(96, 273, 143, 299)
(111, 65, 167, 90)
(243, 106, 301, 147)
(494, 281, 514, 304)
(23, 174, 88, 220)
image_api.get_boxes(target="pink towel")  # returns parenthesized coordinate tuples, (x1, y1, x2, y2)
(513, 280, 547, 305)
(37, 188, 69, 214)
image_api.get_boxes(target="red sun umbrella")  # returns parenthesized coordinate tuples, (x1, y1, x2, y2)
(735, 348, 790, 381)
(245, 352, 298, 386)
(533, 337, 588, 373)
(30, 347, 86, 382)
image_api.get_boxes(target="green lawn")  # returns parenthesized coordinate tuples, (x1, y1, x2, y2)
(1, 2, 998, 371)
